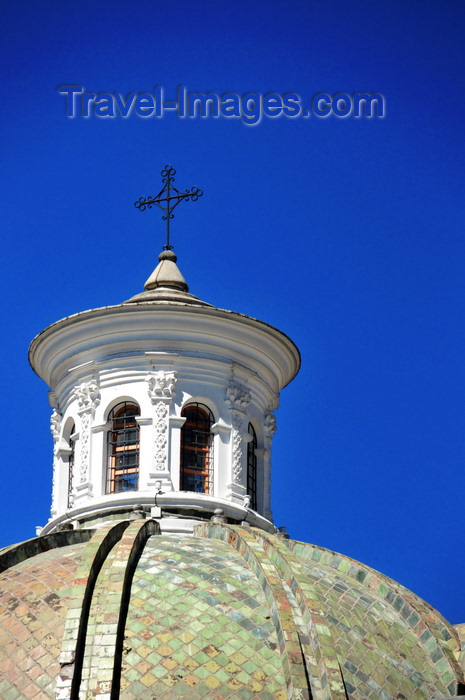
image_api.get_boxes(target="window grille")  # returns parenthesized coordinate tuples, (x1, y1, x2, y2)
(180, 403, 214, 493)
(67, 423, 75, 509)
(106, 402, 140, 493)
(247, 423, 257, 510)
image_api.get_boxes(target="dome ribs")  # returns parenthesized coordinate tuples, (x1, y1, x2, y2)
(59, 519, 159, 699)
(56, 520, 130, 699)
(196, 523, 348, 700)
(3, 522, 464, 698)
(263, 534, 350, 700)
(0, 529, 93, 574)
(286, 540, 464, 698)
(109, 519, 160, 698)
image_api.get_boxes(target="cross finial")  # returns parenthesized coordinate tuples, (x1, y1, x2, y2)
(134, 165, 203, 250)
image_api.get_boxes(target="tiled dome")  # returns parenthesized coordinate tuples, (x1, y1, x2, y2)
(1, 520, 463, 699)
(9, 176, 465, 699)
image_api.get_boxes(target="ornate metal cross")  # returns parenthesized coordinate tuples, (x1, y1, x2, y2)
(134, 165, 203, 250)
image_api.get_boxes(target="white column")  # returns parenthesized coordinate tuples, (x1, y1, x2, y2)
(169, 415, 186, 491)
(136, 416, 153, 490)
(146, 371, 177, 492)
(224, 380, 251, 505)
(211, 419, 231, 499)
(72, 381, 100, 507)
(263, 410, 276, 521)
(49, 409, 62, 517)
(90, 422, 107, 498)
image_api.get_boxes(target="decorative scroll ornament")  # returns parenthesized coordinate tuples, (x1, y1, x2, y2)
(156, 402, 168, 419)
(149, 399, 168, 471)
(225, 380, 251, 484)
(264, 411, 277, 438)
(50, 410, 62, 490)
(50, 462, 56, 516)
(231, 413, 244, 483)
(146, 372, 176, 472)
(146, 370, 177, 400)
(79, 411, 90, 483)
(225, 380, 251, 411)
(263, 446, 273, 521)
(154, 402, 169, 471)
(71, 381, 100, 484)
(50, 409, 62, 443)
(72, 381, 100, 411)
(50, 409, 62, 514)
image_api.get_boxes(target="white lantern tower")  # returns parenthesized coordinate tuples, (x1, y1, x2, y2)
(29, 170, 300, 535)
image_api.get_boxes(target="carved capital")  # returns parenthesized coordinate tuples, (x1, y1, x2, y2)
(50, 409, 62, 443)
(146, 370, 177, 401)
(72, 381, 100, 411)
(231, 413, 244, 483)
(264, 411, 276, 438)
(225, 380, 251, 412)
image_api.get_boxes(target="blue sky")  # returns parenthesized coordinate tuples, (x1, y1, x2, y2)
(1, 0, 464, 623)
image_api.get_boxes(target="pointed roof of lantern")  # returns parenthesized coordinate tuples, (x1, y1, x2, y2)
(125, 248, 213, 306)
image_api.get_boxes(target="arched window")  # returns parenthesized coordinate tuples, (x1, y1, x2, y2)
(106, 402, 140, 493)
(67, 423, 75, 509)
(247, 423, 257, 510)
(180, 403, 214, 493)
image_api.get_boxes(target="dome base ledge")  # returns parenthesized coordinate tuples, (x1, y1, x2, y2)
(39, 491, 275, 536)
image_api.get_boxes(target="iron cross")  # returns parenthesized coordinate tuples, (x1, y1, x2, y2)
(134, 165, 203, 250)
